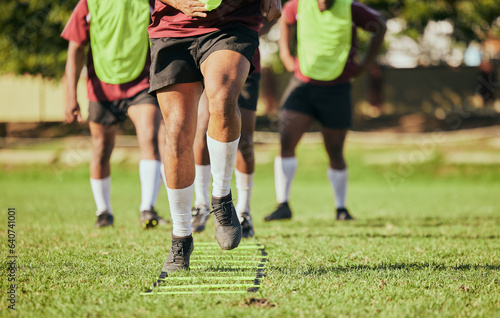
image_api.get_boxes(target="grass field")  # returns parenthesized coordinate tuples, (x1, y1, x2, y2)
(1, 134, 500, 317)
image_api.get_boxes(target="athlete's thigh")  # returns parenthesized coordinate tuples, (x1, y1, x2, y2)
(127, 104, 161, 137)
(200, 50, 250, 102)
(156, 83, 204, 140)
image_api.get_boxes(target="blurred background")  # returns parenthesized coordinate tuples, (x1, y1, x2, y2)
(0, 0, 499, 140)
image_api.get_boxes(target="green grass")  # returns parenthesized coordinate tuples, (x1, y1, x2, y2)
(1, 140, 499, 317)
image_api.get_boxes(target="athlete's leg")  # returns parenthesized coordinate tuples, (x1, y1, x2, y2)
(191, 91, 212, 233)
(157, 82, 204, 238)
(276, 110, 314, 202)
(201, 50, 250, 249)
(128, 104, 163, 214)
(201, 50, 249, 198)
(89, 122, 116, 216)
(264, 109, 314, 221)
(234, 107, 256, 214)
(193, 92, 211, 209)
(322, 128, 349, 210)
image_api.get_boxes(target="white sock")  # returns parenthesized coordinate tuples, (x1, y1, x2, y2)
(194, 164, 211, 208)
(207, 135, 240, 198)
(274, 156, 297, 204)
(235, 169, 253, 221)
(90, 177, 112, 215)
(167, 185, 193, 237)
(139, 160, 161, 211)
(327, 168, 348, 209)
(160, 163, 167, 187)
(151, 161, 165, 208)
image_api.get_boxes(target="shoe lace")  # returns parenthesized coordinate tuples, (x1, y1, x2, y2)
(210, 200, 234, 226)
(170, 240, 185, 262)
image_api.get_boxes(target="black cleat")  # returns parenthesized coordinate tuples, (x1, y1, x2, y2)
(191, 206, 210, 233)
(211, 193, 241, 250)
(95, 211, 114, 228)
(140, 209, 166, 229)
(240, 212, 255, 238)
(161, 236, 194, 273)
(336, 208, 354, 221)
(264, 202, 292, 221)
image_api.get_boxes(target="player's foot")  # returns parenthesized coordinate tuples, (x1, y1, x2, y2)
(95, 211, 114, 228)
(140, 209, 165, 229)
(191, 206, 210, 233)
(161, 235, 194, 273)
(264, 202, 292, 221)
(240, 212, 254, 238)
(211, 193, 241, 250)
(336, 207, 354, 221)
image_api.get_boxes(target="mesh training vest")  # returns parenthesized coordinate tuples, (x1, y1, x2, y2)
(199, 0, 223, 11)
(297, 0, 353, 81)
(87, 0, 150, 84)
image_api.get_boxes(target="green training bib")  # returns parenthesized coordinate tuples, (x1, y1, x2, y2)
(297, 0, 353, 81)
(87, 0, 150, 84)
(199, 0, 223, 11)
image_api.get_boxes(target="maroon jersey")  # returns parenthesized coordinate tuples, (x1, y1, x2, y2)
(148, 0, 262, 38)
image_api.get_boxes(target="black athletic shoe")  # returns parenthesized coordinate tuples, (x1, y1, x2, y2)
(140, 209, 165, 229)
(95, 211, 114, 228)
(264, 202, 292, 221)
(240, 212, 255, 238)
(191, 206, 210, 233)
(211, 193, 241, 250)
(336, 208, 354, 221)
(161, 236, 194, 273)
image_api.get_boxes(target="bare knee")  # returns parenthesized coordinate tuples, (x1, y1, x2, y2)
(206, 89, 240, 120)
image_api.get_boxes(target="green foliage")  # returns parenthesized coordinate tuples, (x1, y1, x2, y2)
(360, 0, 500, 43)
(1, 0, 499, 78)
(0, 0, 77, 79)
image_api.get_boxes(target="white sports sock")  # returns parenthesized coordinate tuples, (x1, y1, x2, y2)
(274, 156, 297, 204)
(207, 135, 240, 198)
(235, 169, 253, 221)
(327, 168, 348, 209)
(90, 177, 112, 215)
(151, 161, 164, 208)
(194, 164, 211, 208)
(160, 163, 167, 187)
(139, 160, 161, 211)
(167, 185, 193, 237)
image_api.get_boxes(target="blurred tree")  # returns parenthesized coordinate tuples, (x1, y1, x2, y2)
(361, 0, 500, 43)
(0, 0, 498, 78)
(0, 0, 77, 79)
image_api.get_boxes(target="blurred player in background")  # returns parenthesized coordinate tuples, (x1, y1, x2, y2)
(265, 0, 386, 221)
(62, 0, 167, 229)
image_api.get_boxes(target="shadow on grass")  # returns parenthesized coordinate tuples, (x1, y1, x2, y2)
(271, 262, 500, 276)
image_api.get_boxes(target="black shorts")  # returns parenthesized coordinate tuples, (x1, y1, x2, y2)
(88, 89, 159, 126)
(281, 76, 352, 129)
(149, 25, 259, 93)
(238, 73, 260, 111)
